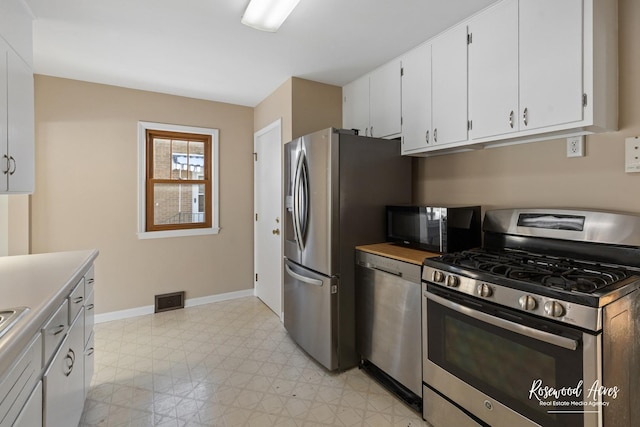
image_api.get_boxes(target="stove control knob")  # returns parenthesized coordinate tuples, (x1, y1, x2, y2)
(477, 284, 493, 298)
(519, 295, 537, 311)
(432, 271, 445, 283)
(544, 301, 565, 318)
(446, 275, 460, 288)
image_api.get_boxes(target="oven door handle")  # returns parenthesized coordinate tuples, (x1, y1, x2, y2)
(425, 291, 579, 351)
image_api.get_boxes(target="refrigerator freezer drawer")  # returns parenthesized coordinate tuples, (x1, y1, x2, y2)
(283, 259, 338, 370)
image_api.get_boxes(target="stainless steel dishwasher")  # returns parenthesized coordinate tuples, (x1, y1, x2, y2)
(355, 249, 422, 411)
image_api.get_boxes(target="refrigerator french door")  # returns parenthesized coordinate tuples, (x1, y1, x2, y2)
(283, 128, 411, 371)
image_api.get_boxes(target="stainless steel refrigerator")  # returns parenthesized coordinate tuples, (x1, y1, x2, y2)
(283, 128, 411, 371)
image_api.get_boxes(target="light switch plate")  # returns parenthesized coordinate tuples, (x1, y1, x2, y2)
(566, 136, 584, 157)
(625, 136, 640, 173)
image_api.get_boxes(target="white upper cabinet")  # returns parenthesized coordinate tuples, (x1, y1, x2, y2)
(0, 0, 34, 194)
(342, 76, 370, 136)
(344, 0, 616, 155)
(343, 60, 402, 139)
(401, 43, 432, 154)
(519, 0, 584, 132)
(468, 0, 519, 140)
(5, 47, 35, 193)
(431, 25, 468, 146)
(369, 60, 402, 138)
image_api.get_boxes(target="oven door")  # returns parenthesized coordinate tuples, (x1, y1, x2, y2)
(423, 284, 601, 427)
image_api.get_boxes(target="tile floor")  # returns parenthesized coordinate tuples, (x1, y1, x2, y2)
(79, 296, 430, 426)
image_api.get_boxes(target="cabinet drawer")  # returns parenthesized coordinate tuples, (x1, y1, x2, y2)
(0, 334, 42, 427)
(41, 300, 68, 368)
(84, 265, 95, 297)
(84, 290, 94, 347)
(68, 278, 85, 325)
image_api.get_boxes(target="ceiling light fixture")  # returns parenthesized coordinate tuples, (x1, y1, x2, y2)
(241, 0, 301, 32)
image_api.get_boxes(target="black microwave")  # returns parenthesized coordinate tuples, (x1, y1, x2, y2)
(386, 205, 482, 253)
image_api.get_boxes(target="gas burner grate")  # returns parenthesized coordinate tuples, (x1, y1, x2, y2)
(438, 249, 630, 293)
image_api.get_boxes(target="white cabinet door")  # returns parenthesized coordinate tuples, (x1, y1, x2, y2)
(84, 332, 94, 398)
(432, 25, 468, 145)
(369, 59, 402, 138)
(519, 0, 583, 131)
(469, 0, 519, 140)
(6, 48, 34, 193)
(0, 39, 34, 194)
(0, 42, 8, 191)
(44, 309, 85, 427)
(342, 76, 369, 136)
(13, 381, 42, 427)
(401, 43, 432, 154)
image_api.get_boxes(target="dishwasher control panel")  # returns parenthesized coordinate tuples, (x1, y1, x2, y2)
(356, 250, 421, 283)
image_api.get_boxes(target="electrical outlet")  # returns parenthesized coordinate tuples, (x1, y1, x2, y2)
(625, 136, 640, 173)
(566, 136, 584, 157)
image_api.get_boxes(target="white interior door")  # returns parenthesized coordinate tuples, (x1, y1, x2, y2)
(254, 119, 283, 318)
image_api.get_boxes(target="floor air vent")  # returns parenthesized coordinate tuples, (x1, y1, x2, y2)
(154, 291, 185, 313)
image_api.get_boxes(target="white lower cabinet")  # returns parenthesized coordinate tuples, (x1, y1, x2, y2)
(0, 334, 41, 427)
(0, 257, 96, 427)
(84, 332, 94, 398)
(13, 381, 42, 427)
(44, 308, 85, 427)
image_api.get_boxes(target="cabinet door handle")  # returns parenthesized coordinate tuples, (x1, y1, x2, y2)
(434, 128, 438, 143)
(523, 107, 529, 126)
(87, 304, 95, 311)
(87, 278, 95, 284)
(426, 130, 430, 144)
(8, 156, 16, 175)
(72, 296, 84, 304)
(2, 155, 8, 174)
(370, 126, 374, 137)
(509, 111, 514, 129)
(52, 324, 66, 336)
(64, 348, 76, 376)
(86, 347, 95, 357)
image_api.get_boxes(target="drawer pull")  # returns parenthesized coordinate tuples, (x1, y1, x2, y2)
(87, 304, 95, 311)
(64, 348, 76, 376)
(87, 278, 94, 284)
(86, 347, 95, 356)
(72, 296, 84, 304)
(52, 324, 66, 336)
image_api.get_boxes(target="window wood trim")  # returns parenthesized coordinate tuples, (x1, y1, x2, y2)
(137, 122, 219, 238)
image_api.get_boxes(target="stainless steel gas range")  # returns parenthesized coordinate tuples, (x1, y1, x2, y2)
(421, 209, 640, 427)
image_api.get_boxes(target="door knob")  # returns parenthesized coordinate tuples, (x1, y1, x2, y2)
(272, 229, 280, 235)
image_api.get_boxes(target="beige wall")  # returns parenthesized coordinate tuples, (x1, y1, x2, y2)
(415, 0, 640, 214)
(0, 195, 29, 256)
(254, 77, 341, 139)
(254, 78, 292, 142)
(32, 76, 254, 314)
(291, 78, 342, 139)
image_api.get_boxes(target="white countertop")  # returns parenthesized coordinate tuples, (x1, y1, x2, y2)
(0, 249, 99, 380)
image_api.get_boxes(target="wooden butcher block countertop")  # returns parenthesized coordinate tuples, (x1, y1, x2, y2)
(356, 242, 440, 265)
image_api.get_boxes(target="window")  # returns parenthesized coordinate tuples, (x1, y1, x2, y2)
(138, 122, 219, 239)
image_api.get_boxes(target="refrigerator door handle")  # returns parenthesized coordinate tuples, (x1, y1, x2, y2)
(292, 151, 303, 251)
(285, 263, 323, 286)
(293, 150, 309, 252)
(299, 152, 309, 240)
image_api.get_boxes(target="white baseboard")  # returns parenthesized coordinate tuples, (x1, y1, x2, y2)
(95, 288, 256, 324)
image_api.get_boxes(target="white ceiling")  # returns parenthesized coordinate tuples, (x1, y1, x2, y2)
(24, 0, 498, 107)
